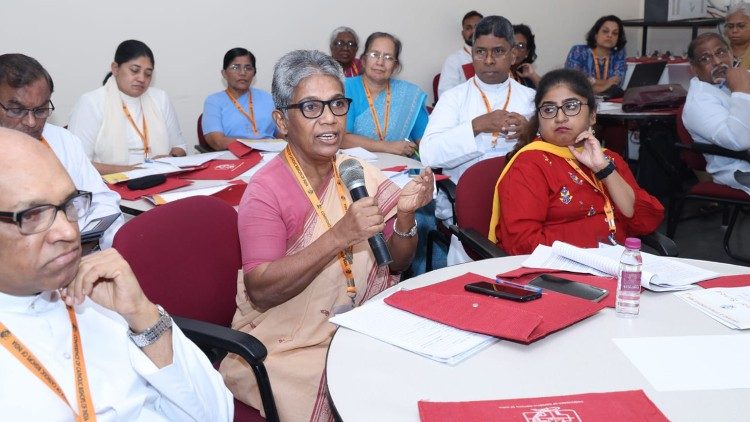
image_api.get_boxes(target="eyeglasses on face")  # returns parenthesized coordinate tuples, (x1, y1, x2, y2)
(538, 100, 589, 119)
(364, 51, 397, 63)
(0, 99, 55, 120)
(333, 40, 357, 49)
(725, 22, 748, 31)
(694, 48, 730, 66)
(0, 190, 92, 235)
(472, 47, 511, 60)
(282, 98, 352, 119)
(514, 42, 528, 51)
(226, 64, 255, 73)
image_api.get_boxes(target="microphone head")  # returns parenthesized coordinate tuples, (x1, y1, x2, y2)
(338, 158, 365, 190)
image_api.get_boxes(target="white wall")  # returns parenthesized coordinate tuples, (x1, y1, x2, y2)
(3, 0, 648, 150)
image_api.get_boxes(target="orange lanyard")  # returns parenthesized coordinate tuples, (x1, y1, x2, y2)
(0, 307, 96, 421)
(564, 156, 617, 242)
(362, 78, 391, 142)
(225, 89, 258, 136)
(349, 61, 359, 76)
(591, 49, 610, 81)
(472, 77, 512, 148)
(121, 101, 150, 160)
(283, 147, 357, 304)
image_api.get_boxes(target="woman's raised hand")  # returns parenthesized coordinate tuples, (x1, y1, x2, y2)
(397, 167, 434, 214)
(569, 129, 609, 172)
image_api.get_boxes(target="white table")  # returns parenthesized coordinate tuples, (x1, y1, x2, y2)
(119, 151, 422, 215)
(326, 255, 750, 422)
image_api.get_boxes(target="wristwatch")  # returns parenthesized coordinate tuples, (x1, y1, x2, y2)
(128, 305, 173, 348)
(394, 220, 418, 237)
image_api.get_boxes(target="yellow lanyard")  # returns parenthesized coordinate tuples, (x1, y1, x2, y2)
(472, 77, 512, 148)
(225, 89, 258, 136)
(564, 156, 617, 241)
(362, 78, 391, 142)
(121, 101, 150, 160)
(0, 306, 96, 421)
(283, 147, 357, 304)
(591, 49, 610, 81)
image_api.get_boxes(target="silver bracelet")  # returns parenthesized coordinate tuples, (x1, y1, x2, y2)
(393, 220, 418, 237)
(127, 305, 173, 348)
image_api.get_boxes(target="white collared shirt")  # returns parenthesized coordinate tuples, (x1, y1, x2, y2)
(437, 47, 473, 97)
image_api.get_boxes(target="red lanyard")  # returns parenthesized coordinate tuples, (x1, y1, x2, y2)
(591, 49, 610, 81)
(225, 89, 258, 135)
(0, 306, 97, 421)
(362, 78, 391, 142)
(283, 147, 357, 304)
(121, 101, 150, 160)
(472, 77, 512, 148)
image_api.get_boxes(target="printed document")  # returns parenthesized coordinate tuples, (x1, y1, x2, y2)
(676, 287, 750, 329)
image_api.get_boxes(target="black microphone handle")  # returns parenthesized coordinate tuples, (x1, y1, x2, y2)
(348, 184, 393, 266)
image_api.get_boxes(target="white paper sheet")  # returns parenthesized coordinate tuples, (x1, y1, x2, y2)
(154, 151, 225, 167)
(101, 162, 183, 184)
(676, 287, 750, 329)
(329, 294, 497, 365)
(145, 182, 229, 205)
(237, 139, 287, 152)
(382, 171, 414, 188)
(339, 147, 378, 161)
(613, 335, 750, 391)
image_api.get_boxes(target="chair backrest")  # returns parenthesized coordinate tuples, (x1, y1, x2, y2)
(113, 196, 241, 326)
(197, 113, 215, 152)
(675, 104, 707, 172)
(432, 73, 441, 106)
(455, 156, 507, 237)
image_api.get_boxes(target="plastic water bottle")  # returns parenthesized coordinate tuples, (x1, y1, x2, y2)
(616, 237, 642, 318)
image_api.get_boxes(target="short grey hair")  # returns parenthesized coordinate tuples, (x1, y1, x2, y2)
(272, 50, 345, 110)
(330, 26, 359, 47)
(728, 2, 750, 18)
(472, 15, 515, 45)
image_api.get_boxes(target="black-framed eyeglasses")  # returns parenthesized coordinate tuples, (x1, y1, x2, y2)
(0, 99, 55, 120)
(538, 100, 589, 119)
(333, 40, 357, 49)
(694, 48, 730, 66)
(282, 98, 352, 119)
(472, 47, 511, 60)
(0, 190, 92, 235)
(226, 64, 255, 73)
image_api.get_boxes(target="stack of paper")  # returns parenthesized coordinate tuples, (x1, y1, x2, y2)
(329, 294, 497, 365)
(676, 287, 750, 329)
(102, 162, 183, 184)
(523, 241, 719, 291)
(237, 139, 287, 152)
(154, 151, 225, 167)
(145, 182, 231, 205)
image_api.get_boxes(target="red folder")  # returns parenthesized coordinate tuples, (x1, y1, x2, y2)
(227, 141, 256, 158)
(180, 156, 261, 180)
(211, 180, 248, 206)
(434, 174, 450, 182)
(384, 272, 606, 344)
(109, 176, 192, 200)
(461, 63, 475, 79)
(698, 274, 750, 289)
(418, 390, 669, 422)
(497, 268, 617, 308)
(381, 165, 407, 172)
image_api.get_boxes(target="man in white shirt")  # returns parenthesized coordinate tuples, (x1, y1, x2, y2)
(0, 128, 233, 420)
(437, 10, 483, 98)
(0, 54, 123, 248)
(682, 33, 750, 195)
(421, 15, 536, 264)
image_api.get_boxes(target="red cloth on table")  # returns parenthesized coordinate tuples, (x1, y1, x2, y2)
(496, 149, 664, 255)
(381, 165, 407, 172)
(497, 268, 617, 308)
(109, 177, 191, 200)
(383, 272, 606, 344)
(698, 274, 750, 289)
(180, 156, 261, 180)
(227, 141, 256, 158)
(418, 390, 669, 422)
(211, 180, 248, 206)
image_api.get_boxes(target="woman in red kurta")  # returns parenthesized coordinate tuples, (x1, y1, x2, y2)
(488, 69, 663, 255)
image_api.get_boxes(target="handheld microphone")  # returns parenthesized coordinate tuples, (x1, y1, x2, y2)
(338, 159, 393, 267)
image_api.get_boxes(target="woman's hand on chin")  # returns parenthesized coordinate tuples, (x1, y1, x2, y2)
(569, 130, 608, 172)
(397, 167, 434, 213)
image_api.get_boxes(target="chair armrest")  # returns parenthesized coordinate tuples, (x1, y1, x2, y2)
(449, 225, 508, 260)
(194, 145, 215, 154)
(675, 142, 750, 163)
(172, 316, 280, 422)
(435, 176, 456, 205)
(638, 232, 678, 257)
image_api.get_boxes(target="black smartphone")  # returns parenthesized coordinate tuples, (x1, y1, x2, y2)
(80, 213, 120, 243)
(464, 281, 542, 302)
(528, 274, 609, 302)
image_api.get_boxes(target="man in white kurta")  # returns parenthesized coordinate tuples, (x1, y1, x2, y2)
(0, 53, 123, 249)
(437, 11, 483, 98)
(421, 15, 536, 264)
(0, 128, 233, 421)
(682, 34, 750, 195)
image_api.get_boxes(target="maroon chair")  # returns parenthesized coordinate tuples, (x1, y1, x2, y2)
(668, 105, 750, 262)
(113, 196, 278, 422)
(196, 114, 216, 153)
(432, 73, 441, 106)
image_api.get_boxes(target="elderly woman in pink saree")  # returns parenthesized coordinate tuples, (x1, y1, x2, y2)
(219, 50, 434, 421)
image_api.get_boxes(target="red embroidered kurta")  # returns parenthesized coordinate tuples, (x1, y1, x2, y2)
(496, 150, 664, 255)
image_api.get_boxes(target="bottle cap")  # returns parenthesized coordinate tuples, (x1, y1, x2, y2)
(624, 237, 641, 250)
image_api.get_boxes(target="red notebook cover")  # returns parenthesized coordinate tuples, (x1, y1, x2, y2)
(461, 63, 475, 79)
(698, 274, 750, 289)
(109, 176, 191, 200)
(227, 141, 255, 158)
(180, 156, 261, 180)
(497, 268, 617, 308)
(381, 165, 407, 172)
(384, 272, 606, 344)
(211, 180, 248, 206)
(418, 390, 669, 422)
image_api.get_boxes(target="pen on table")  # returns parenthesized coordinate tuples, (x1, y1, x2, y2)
(495, 277, 542, 293)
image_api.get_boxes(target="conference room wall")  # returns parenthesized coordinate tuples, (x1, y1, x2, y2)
(3, 0, 640, 151)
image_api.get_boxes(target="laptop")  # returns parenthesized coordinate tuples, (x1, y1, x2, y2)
(625, 61, 668, 89)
